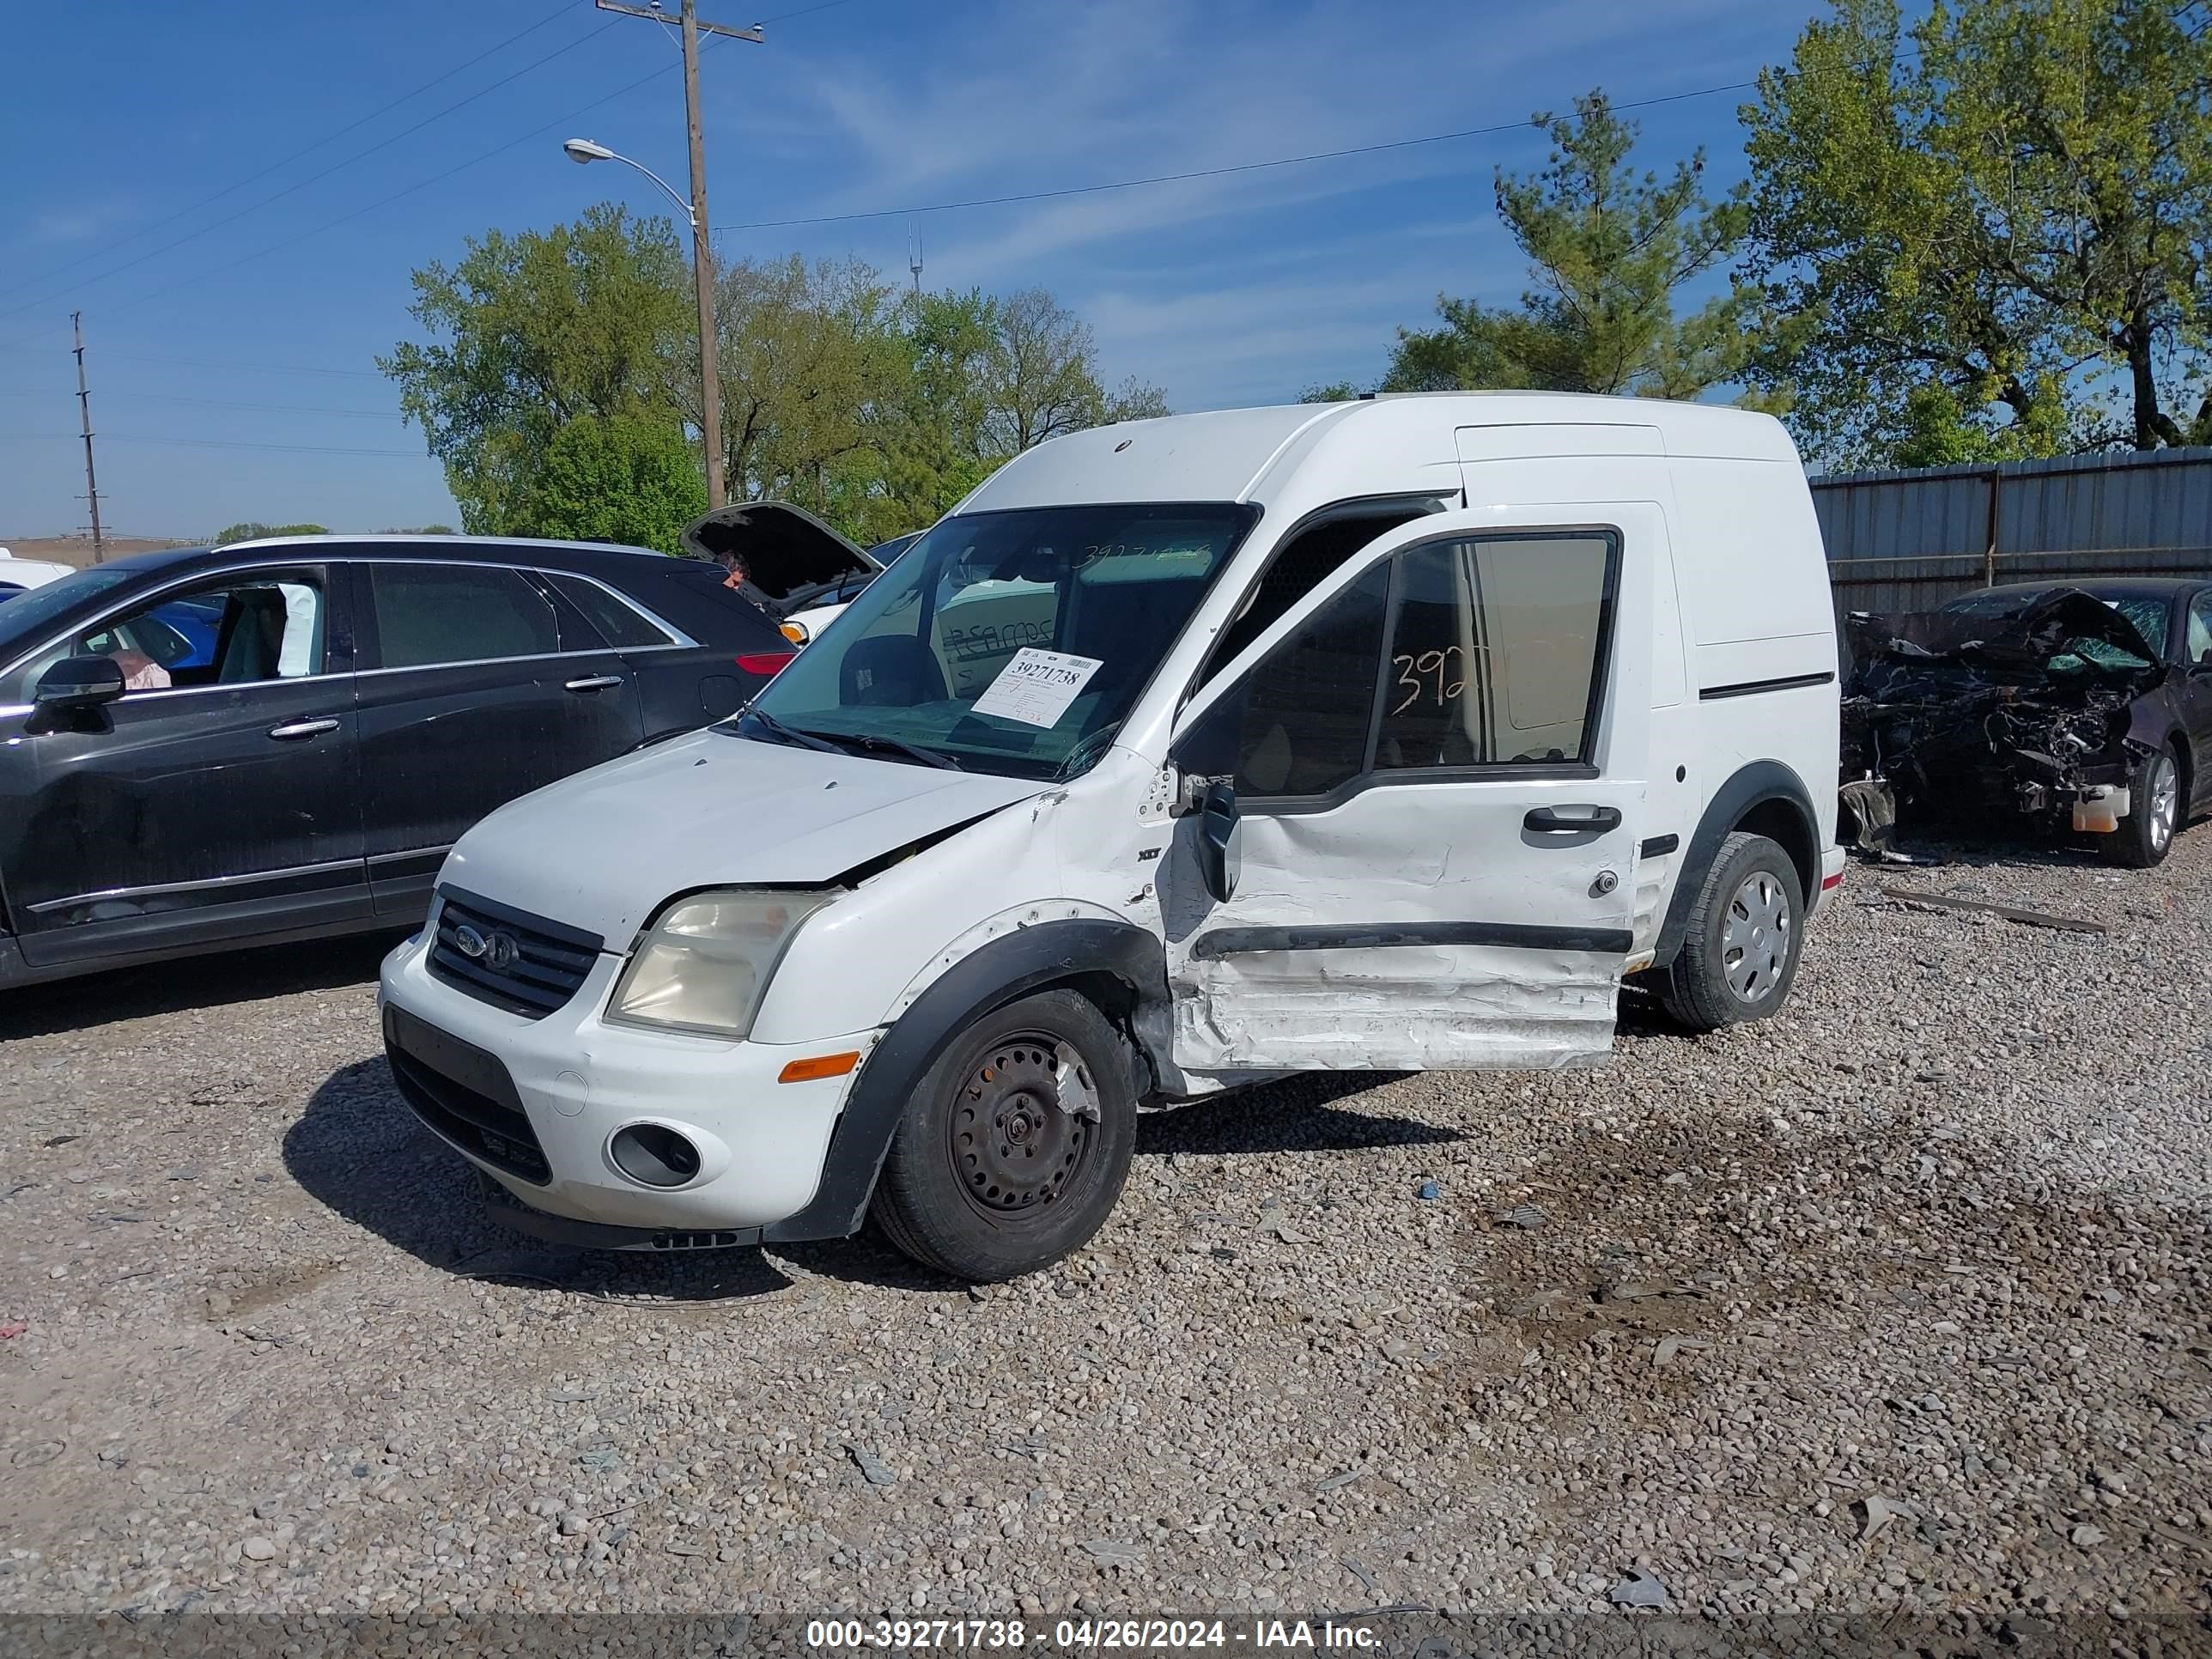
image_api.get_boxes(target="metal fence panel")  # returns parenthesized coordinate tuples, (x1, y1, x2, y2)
(1810, 447, 2212, 616)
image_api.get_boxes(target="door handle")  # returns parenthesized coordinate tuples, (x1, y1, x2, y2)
(564, 674, 623, 693)
(1524, 805, 1622, 835)
(267, 717, 340, 741)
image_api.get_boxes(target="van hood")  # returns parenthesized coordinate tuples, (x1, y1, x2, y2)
(679, 501, 880, 608)
(441, 730, 1045, 945)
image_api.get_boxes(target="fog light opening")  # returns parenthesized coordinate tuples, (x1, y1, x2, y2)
(608, 1123, 703, 1188)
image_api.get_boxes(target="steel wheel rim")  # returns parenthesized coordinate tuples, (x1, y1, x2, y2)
(1721, 869, 1791, 1003)
(2151, 757, 2179, 850)
(948, 1033, 1097, 1218)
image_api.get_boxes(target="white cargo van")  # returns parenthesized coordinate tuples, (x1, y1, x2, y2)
(379, 394, 1844, 1281)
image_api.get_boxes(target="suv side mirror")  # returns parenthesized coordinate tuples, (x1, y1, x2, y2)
(33, 654, 126, 708)
(1196, 779, 1240, 902)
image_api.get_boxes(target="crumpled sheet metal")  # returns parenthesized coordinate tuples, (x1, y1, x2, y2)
(1171, 943, 1616, 1073)
(1840, 586, 2159, 817)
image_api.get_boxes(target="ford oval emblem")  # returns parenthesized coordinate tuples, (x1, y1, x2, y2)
(453, 923, 489, 959)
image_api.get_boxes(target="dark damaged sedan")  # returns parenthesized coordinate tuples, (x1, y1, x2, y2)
(1841, 579, 2212, 867)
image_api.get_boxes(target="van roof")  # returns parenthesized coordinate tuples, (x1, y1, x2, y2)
(961, 393, 1799, 514)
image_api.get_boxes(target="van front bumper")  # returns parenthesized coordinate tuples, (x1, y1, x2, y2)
(377, 929, 876, 1241)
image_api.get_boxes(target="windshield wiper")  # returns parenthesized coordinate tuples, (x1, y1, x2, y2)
(842, 732, 962, 771)
(741, 708, 845, 757)
(741, 708, 961, 770)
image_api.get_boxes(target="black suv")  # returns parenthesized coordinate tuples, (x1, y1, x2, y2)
(0, 529, 872, 988)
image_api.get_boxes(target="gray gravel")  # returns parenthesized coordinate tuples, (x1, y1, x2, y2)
(2, 829, 2209, 1628)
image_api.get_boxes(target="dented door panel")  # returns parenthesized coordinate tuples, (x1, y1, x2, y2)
(1165, 778, 1639, 1073)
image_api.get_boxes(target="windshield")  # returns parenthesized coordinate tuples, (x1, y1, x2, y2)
(735, 502, 1257, 779)
(0, 565, 141, 667)
(2094, 597, 2169, 660)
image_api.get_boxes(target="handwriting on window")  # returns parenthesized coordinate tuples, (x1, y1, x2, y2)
(1391, 647, 1465, 715)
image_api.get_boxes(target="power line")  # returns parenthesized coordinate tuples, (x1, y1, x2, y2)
(104, 352, 386, 379)
(116, 393, 404, 421)
(0, 14, 623, 320)
(10, 0, 581, 297)
(0, 432, 422, 458)
(721, 78, 1764, 234)
(756, 0, 866, 21)
(45, 42, 726, 324)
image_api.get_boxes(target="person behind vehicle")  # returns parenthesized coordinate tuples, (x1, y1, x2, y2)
(707, 548, 773, 615)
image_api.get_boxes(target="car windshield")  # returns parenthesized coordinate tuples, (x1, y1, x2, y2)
(0, 565, 142, 665)
(1936, 588, 2164, 672)
(2094, 596, 2169, 661)
(732, 502, 1257, 780)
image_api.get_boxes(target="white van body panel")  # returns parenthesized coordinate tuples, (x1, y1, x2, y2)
(379, 392, 1840, 1243)
(440, 727, 1042, 944)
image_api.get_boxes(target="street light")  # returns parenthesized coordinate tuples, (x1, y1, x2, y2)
(561, 136, 725, 508)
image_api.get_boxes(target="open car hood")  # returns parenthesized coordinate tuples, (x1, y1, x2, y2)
(1844, 587, 2164, 697)
(679, 501, 881, 610)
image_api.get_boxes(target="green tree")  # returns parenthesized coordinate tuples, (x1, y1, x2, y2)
(213, 521, 328, 543)
(511, 412, 706, 554)
(870, 287, 1170, 534)
(1382, 92, 1763, 399)
(708, 255, 910, 532)
(380, 204, 693, 533)
(1741, 0, 2212, 465)
(1298, 380, 1364, 403)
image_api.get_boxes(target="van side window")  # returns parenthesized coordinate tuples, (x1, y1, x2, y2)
(1179, 562, 1389, 798)
(1202, 505, 1438, 680)
(1177, 530, 1616, 803)
(1376, 535, 1613, 769)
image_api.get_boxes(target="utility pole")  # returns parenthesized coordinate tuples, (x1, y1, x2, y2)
(595, 0, 762, 512)
(70, 311, 104, 563)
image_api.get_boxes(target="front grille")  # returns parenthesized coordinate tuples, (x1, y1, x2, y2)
(428, 886, 603, 1019)
(385, 1005, 551, 1185)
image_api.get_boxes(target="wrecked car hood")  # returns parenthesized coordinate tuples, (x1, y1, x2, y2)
(1840, 586, 2165, 827)
(1844, 587, 2162, 694)
(679, 501, 880, 611)
(441, 730, 1042, 944)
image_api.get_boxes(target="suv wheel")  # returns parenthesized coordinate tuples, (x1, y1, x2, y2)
(870, 989, 1138, 1282)
(1658, 831, 1806, 1033)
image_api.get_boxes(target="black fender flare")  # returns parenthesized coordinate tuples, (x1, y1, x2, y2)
(762, 918, 1172, 1243)
(1652, 760, 1821, 969)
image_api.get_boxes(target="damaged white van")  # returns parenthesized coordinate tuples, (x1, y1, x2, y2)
(379, 394, 1844, 1280)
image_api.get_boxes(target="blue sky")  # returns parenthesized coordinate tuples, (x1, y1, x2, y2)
(0, 0, 1824, 538)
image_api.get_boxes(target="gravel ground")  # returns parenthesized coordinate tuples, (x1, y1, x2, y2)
(3, 828, 2210, 1637)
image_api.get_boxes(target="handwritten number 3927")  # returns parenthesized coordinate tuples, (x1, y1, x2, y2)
(1391, 647, 1466, 715)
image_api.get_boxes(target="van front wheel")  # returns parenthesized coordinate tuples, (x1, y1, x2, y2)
(1658, 831, 1805, 1033)
(870, 989, 1139, 1283)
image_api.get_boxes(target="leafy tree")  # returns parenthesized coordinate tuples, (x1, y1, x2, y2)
(1741, 0, 2212, 464)
(1298, 380, 1365, 403)
(380, 204, 693, 533)
(213, 521, 328, 543)
(1382, 92, 1763, 400)
(512, 412, 706, 554)
(708, 255, 909, 529)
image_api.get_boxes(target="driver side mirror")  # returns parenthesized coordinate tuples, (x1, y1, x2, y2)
(1195, 778, 1240, 902)
(33, 654, 126, 708)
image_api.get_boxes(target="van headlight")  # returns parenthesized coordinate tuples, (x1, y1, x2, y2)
(606, 889, 833, 1039)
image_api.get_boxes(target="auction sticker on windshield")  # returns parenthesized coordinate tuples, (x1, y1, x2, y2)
(970, 647, 1103, 728)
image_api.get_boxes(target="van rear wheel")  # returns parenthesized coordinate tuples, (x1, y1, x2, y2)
(1658, 831, 1805, 1033)
(870, 989, 1138, 1283)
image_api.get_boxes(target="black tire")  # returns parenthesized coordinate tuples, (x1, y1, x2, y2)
(2101, 746, 2180, 869)
(1658, 831, 1805, 1034)
(870, 989, 1138, 1283)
